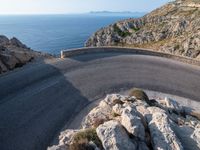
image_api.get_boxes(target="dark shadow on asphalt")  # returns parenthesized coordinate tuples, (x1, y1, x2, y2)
(0, 59, 90, 150)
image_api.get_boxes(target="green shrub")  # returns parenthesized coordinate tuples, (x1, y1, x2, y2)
(69, 139, 94, 150)
(131, 26, 140, 32)
(129, 88, 149, 102)
(93, 118, 106, 128)
(111, 112, 120, 117)
(113, 24, 131, 37)
(70, 128, 102, 150)
(174, 44, 180, 50)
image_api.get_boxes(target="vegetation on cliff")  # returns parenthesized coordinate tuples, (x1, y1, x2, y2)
(86, 0, 200, 59)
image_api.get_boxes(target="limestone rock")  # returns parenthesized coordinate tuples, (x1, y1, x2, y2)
(81, 101, 112, 128)
(47, 145, 68, 150)
(85, 0, 200, 59)
(51, 93, 200, 150)
(192, 126, 200, 148)
(96, 120, 136, 150)
(164, 97, 183, 113)
(59, 129, 78, 145)
(112, 104, 124, 115)
(0, 35, 48, 74)
(121, 106, 146, 141)
(104, 94, 126, 106)
(147, 107, 183, 150)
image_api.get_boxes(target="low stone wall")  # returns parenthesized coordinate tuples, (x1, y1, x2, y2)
(61, 47, 200, 66)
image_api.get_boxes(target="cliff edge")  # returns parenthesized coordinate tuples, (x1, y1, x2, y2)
(0, 35, 51, 74)
(85, 0, 200, 59)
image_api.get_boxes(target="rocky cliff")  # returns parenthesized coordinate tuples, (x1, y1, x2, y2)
(85, 0, 200, 59)
(0, 35, 49, 74)
(49, 89, 200, 150)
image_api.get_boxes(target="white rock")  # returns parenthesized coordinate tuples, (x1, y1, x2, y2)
(81, 101, 112, 128)
(164, 97, 182, 113)
(112, 104, 124, 115)
(47, 145, 68, 150)
(96, 120, 136, 150)
(191, 127, 200, 148)
(136, 105, 150, 116)
(59, 129, 78, 145)
(147, 107, 183, 150)
(104, 94, 126, 106)
(121, 107, 146, 141)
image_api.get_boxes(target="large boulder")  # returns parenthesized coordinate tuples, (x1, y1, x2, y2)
(191, 126, 200, 148)
(0, 35, 9, 45)
(104, 94, 127, 106)
(121, 106, 146, 141)
(81, 101, 112, 129)
(0, 35, 48, 74)
(96, 120, 136, 150)
(147, 107, 183, 150)
(9, 37, 28, 48)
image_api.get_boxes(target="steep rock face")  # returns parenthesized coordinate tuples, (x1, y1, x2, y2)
(96, 120, 137, 150)
(0, 35, 49, 74)
(85, 0, 200, 59)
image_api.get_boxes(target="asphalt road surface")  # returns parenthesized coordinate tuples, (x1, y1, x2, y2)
(0, 52, 200, 150)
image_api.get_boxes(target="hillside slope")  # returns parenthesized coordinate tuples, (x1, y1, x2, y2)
(85, 0, 200, 59)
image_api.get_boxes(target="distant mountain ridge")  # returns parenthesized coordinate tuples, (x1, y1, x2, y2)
(89, 11, 147, 17)
(86, 0, 200, 59)
(90, 11, 146, 14)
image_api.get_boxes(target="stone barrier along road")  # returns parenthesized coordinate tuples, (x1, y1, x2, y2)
(61, 47, 200, 66)
(0, 51, 200, 150)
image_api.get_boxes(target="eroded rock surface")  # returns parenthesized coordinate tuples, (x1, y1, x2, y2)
(0, 35, 51, 73)
(85, 0, 200, 60)
(49, 91, 200, 150)
(96, 120, 136, 150)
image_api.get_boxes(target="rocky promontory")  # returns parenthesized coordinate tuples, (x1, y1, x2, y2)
(85, 0, 200, 59)
(0, 35, 50, 74)
(49, 89, 200, 150)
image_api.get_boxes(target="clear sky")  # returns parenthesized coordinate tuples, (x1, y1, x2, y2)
(0, 0, 173, 15)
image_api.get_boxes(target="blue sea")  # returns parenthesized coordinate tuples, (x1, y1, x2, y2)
(0, 14, 138, 55)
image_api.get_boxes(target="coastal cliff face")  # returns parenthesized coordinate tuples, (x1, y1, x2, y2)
(85, 0, 200, 59)
(0, 35, 49, 74)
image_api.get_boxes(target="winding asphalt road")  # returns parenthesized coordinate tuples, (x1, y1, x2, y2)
(0, 51, 200, 150)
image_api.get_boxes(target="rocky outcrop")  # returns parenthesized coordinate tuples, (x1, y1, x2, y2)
(85, 0, 200, 60)
(49, 89, 200, 150)
(147, 107, 183, 150)
(96, 120, 136, 150)
(121, 106, 146, 141)
(0, 35, 50, 74)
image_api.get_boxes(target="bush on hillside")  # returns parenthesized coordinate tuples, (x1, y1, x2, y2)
(129, 88, 149, 102)
(69, 128, 102, 150)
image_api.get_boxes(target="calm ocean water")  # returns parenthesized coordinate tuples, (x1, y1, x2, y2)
(0, 14, 136, 55)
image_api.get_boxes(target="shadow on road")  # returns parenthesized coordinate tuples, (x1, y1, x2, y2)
(0, 59, 90, 150)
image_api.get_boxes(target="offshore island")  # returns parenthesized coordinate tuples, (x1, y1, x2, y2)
(0, 0, 200, 150)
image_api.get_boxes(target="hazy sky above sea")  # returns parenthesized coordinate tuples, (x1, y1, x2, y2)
(0, 0, 173, 15)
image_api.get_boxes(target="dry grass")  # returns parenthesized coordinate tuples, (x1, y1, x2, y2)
(129, 88, 149, 102)
(70, 128, 102, 150)
(93, 118, 106, 128)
